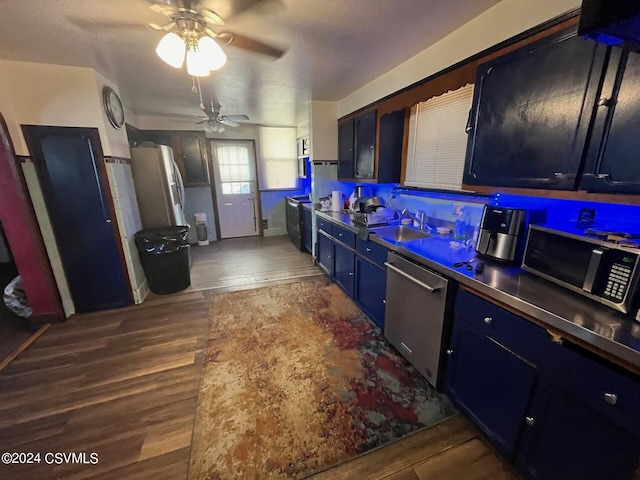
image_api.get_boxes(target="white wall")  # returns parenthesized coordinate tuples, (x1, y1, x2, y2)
(338, 0, 581, 117)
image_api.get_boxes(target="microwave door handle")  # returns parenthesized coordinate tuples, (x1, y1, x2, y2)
(583, 249, 604, 293)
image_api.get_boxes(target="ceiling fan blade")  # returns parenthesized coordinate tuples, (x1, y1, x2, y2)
(225, 0, 285, 21)
(219, 119, 240, 127)
(146, 21, 176, 31)
(195, 119, 209, 124)
(224, 114, 250, 121)
(203, 27, 219, 39)
(67, 17, 147, 31)
(148, 1, 179, 16)
(219, 32, 286, 59)
(200, 8, 225, 26)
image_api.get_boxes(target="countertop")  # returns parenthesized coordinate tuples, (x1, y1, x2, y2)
(315, 209, 640, 372)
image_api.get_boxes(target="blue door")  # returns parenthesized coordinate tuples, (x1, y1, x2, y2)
(443, 320, 536, 459)
(25, 127, 131, 312)
(355, 257, 386, 329)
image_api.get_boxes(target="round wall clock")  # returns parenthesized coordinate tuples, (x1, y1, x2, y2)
(102, 86, 124, 129)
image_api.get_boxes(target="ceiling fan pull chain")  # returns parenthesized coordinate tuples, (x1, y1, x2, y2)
(197, 77, 205, 110)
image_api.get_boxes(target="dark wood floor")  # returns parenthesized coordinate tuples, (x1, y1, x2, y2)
(188, 235, 322, 292)
(0, 235, 516, 479)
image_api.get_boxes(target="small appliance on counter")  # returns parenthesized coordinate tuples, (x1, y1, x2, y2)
(475, 205, 547, 264)
(523, 225, 640, 315)
(351, 197, 392, 226)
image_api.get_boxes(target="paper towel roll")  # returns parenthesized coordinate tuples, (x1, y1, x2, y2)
(331, 191, 342, 211)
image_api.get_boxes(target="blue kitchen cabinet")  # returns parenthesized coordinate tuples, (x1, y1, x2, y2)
(516, 380, 640, 480)
(354, 110, 376, 179)
(377, 109, 404, 184)
(338, 118, 355, 179)
(355, 256, 386, 329)
(317, 230, 332, 276)
(581, 47, 640, 194)
(302, 208, 312, 253)
(515, 338, 640, 480)
(332, 241, 355, 298)
(444, 319, 537, 459)
(463, 27, 607, 190)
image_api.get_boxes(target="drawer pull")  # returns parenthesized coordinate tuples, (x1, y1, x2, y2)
(484, 317, 493, 325)
(446, 349, 454, 356)
(400, 342, 413, 354)
(604, 392, 618, 405)
(366, 247, 372, 252)
(525, 416, 535, 427)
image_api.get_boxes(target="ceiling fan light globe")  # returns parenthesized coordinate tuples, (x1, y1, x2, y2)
(156, 32, 185, 68)
(198, 36, 227, 71)
(218, 125, 225, 133)
(186, 48, 210, 77)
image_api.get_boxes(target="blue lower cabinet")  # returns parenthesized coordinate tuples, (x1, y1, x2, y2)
(443, 319, 537, 459)
(317, 230, 332, 276)
(332, 241, 355, 298)
(516, 380, 640, 480)
(355, 257, 386, 329)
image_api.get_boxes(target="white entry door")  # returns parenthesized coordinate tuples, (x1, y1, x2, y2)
(211, 140, 259, 238)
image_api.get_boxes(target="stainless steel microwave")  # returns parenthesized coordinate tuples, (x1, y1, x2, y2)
(523, 225, 640, 314)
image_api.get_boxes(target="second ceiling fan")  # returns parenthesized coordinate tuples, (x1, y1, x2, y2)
(196, 102, 250, 133)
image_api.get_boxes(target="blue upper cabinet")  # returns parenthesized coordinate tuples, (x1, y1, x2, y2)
(580, 47, 640, 194)
(463, 28, 608, 190)
(338, 118, 355, 179)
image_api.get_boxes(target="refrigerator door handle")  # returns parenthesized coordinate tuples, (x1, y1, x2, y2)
(173, 161, 185, 210)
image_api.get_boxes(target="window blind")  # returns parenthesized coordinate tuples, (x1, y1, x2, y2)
(405, 84, 474, 190)
(258, 127, 298, 190)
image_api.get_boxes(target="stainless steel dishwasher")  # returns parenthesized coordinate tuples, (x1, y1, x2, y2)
(384, 251, 454, 388)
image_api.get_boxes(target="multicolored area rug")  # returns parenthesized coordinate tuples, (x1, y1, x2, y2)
(188, 278, 455, 479)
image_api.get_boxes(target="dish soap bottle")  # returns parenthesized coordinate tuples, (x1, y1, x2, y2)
(454, 208, 467, 240)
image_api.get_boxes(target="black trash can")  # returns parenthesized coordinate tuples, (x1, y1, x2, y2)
(134, 226, 191, 295)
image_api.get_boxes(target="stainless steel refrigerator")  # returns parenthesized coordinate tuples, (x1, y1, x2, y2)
(130, 144, 187, 228)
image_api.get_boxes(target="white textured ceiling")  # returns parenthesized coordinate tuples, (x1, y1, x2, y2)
(0, 0, 501, 126)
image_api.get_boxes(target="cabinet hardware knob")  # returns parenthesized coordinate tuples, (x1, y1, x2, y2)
(106, 219, 112, 223)
(339, 233, 343, 237)
(366, 247, 372, 252)
(484, 317, 493, 324)
(604, 392, 618, 405)
(465, 125, 473, 133)
(597, 97, 612, 107)
(382, 299, 386, 304)
(446, 349, 453, 356)
(328, 255, 331, 259)
(525, 416, 535, 427)
(349, 272, 354, 276)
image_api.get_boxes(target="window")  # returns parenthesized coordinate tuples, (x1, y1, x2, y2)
(258, 127, 298, 190)
(405, 84, 474, 190)
(214, 143, 253, 195)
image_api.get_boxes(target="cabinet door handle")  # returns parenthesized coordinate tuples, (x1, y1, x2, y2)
(366, 247, 372, 252)
(400, 342, 413, 354)
(382, 299, 386, 304)
(604, 392, 618, 405)
(484, 317, 493, 325)
(349, 272, 354, 276)
(525, 416, 535, 427)
(446, 349, 454, 356)
(597, 97, 612, 107)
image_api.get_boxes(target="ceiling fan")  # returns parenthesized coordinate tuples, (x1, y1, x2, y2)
(196, 102, 249, 133)
(148, 0, 286, 76)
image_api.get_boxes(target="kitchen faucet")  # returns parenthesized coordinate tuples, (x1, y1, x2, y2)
(401, 209, 433, 231)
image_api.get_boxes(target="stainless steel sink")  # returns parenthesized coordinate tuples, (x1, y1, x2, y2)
(371, 225, 432, 243)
